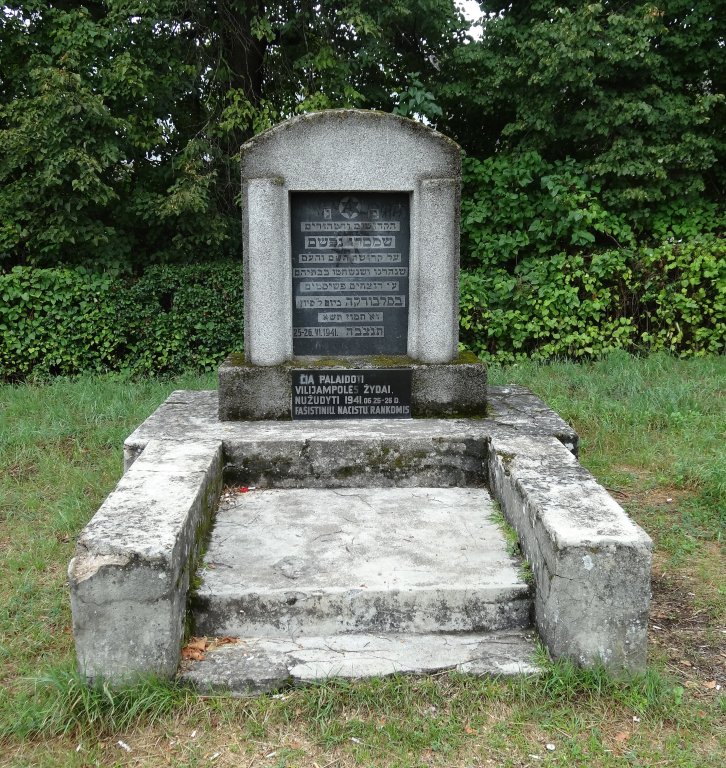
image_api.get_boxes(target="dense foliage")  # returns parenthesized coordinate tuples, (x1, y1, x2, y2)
(0, 263, 245, 379)
(3, 239, 721, 380)
(1, 2, 724, 375)
(438, 2, 725, 227)
(0, 0, 464, 271)
(460, 234, 725, 361)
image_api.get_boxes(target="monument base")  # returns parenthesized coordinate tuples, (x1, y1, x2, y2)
(69, 388, 652, 685)
(218, 352, 487, 421)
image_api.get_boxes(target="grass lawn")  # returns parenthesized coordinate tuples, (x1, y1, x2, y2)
(0, 352, 723, 767)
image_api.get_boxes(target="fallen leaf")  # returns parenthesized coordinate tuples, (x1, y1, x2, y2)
(464, 724, 475, 734)
(208, 636, 240, 650)
(181, 637, 208, 661)
(704, 680, 717, 689)
(614, 731, 630, 744)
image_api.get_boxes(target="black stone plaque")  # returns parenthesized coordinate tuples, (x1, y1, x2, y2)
(291, 369, 412, 420)
(291, 192, 410, 356)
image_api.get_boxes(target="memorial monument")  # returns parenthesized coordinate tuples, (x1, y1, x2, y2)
(218, 109, 487, 420)
(69, 111, 653, 690)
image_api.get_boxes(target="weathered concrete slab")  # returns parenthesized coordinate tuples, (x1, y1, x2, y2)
(123, 388, 578, 473)
(487, 432, 653, 672)
(193, 487, 531, 637)
(179, 630, 541, 695)
(487, 385, 579, 456)
(223, 434, 489, 488)
(218, 355, 488, 420)
(73, 386, 653, 681)
(68, 439, 223, 681)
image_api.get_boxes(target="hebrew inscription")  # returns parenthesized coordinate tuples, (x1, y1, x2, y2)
(291, 192, 410, 355)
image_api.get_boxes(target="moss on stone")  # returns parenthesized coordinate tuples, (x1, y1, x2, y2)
(369, 355, 414, 368)
(223, 351, 484, 371)
(333, 465, 358, 479)
(183, 467, 222, 642)
(455, 350, 481, 365)
(363, 445, 433, 475)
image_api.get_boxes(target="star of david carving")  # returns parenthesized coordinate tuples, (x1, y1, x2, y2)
(339, 196, 361, 219)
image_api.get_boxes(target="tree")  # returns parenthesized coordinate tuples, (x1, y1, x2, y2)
(0, 1, 465, 270)
(0, 1, 218, 270)
(437, 1, 725, 232)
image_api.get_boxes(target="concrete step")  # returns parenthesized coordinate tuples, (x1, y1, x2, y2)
(192, 487, 532, 638)
(179, 630, 542, 695)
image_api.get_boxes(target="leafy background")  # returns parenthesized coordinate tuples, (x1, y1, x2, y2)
(1, 1, 724, 378)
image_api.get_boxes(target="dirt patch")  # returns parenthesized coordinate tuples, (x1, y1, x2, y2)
(612, 465, 652, 482)
(608, 466, 692, 508)
(4, 460, 38, 481)
(639, 486, 692, 507)
(649, 551, 726, 696)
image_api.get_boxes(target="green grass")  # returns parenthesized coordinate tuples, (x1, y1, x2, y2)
(0, 355, 724, 766)
(0, 371, 216, 697)
(5, 664, 195, 739)
(488, 351, 725, 557)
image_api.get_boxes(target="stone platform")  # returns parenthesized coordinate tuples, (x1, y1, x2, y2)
(180, 631, 541, 694)
(193, 487, 531, 638)
(183, 485, 536, 692)
(69, 386, 652, 687)
(218, 354, 488, 420)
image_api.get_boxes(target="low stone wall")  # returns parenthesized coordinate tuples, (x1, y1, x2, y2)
(68, 439, 223, 681)
(487, 431, 653, 672)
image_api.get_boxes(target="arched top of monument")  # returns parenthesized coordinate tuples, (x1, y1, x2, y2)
(240, 109, 461, 190)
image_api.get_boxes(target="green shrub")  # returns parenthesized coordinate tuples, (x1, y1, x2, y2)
(2, 237, 723, 382)
(637, 238, 726, 356)
(460, 153, 635, 272)
(460, 250, 636, 362)
(0, 262, 245, 381)
(460, 236, 725, 361)
(0, 267, 121, 380)
(114, 263, 245, 376)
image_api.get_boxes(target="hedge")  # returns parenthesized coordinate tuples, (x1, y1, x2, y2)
(1, 237, 724, 381)
(460, 236, 725, 362)
(0, 263, 245, 381)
